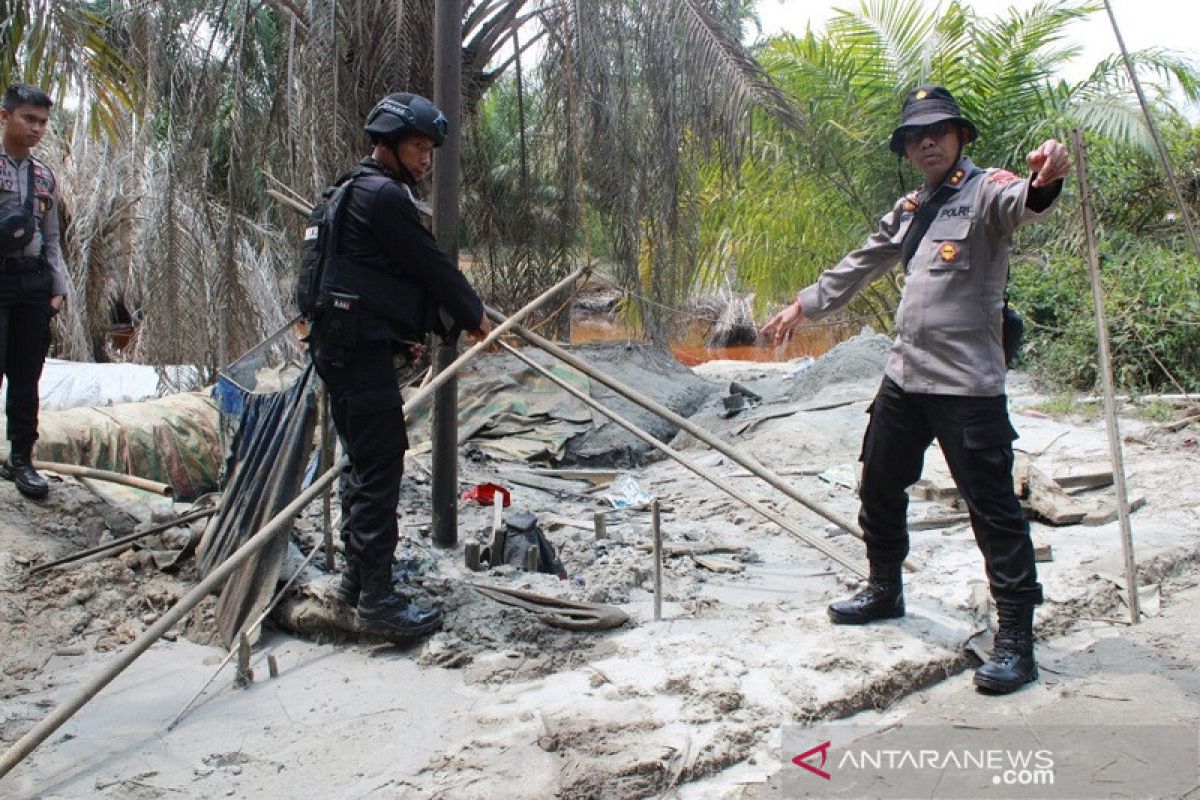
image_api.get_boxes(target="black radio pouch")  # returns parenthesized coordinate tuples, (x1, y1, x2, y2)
(0, 162, 38, 256)
(320, 291, 360, 366)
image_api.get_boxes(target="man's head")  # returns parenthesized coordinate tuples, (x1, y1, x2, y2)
(889, 85, 978, 183)
(1, 84, 52, 157)
(364, 92, 447, 183)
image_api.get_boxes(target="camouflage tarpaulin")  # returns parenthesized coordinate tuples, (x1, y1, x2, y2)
(24, 392, 221, 500)
(406, 355, 593, 462)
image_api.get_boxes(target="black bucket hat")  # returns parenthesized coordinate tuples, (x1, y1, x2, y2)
(888, 85, 978, 154)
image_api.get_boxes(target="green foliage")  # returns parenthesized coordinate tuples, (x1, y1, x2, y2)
(0, 0, 139, 138)
(1009, 239, 1200, 393)
(704, 0, 1200, 325)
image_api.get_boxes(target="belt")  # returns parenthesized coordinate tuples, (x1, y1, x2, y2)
(0, 255, 44, 274)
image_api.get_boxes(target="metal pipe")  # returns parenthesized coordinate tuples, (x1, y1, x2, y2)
(497, 341, 866, 577)
(431, 0, 464, 548)
(1071, 128, 1140, 625)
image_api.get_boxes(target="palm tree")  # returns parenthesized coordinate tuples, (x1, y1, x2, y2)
(698, 0, 1200, 316)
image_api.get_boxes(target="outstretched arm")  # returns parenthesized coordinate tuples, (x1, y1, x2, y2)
(1026, 139, 1070, 211)
(759, 299, 805, 346)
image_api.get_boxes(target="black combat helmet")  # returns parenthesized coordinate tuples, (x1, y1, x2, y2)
(363, 92, 448, 147)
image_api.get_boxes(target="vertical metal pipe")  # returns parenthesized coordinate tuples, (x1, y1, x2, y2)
(1071, 128, 1140, 625)
(431, 0, 463, 548)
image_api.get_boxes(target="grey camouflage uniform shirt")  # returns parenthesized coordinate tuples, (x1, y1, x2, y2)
(0, 142, 69, 296)
(797, 158, 1059, 397)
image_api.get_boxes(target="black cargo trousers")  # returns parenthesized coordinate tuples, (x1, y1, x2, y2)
(0, 260, 54, 452)
(857, 376, 1043, 606)
(311, 337, 408, 572)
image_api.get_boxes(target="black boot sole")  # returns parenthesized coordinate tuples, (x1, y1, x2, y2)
(0, 463, 48, 499)
(973, 665, 1038, 694)
(355, 613, 442, 639)
(827, 606, 905, 625)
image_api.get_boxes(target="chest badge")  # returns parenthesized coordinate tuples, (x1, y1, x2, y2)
(939, 242, 960, 262)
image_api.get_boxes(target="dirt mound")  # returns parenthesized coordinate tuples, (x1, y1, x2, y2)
(787, 330, 891, 401)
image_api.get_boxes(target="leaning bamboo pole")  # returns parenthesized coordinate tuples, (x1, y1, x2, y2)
(0, 270, 583, 780)
(1071, 128, 1140, 625)
(498, 341, 867, 577)
(1101, 0, 1200, 260)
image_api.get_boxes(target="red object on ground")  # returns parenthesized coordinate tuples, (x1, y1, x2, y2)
(461, 482, 512, 507)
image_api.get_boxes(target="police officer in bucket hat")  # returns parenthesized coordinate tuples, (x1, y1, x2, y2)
(762, 85, 1070, 694)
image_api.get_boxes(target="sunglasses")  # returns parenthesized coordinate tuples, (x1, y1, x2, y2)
(899, 120, 958, 146)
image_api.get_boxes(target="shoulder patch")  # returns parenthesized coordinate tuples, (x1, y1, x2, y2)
(987, 169, 1019, 187)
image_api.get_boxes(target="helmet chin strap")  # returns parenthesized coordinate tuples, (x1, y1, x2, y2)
(384, 142, 418, 185)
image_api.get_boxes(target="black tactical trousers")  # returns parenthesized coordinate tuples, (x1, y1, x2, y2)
(0, 268, 53, 452)
(858, 376, 1043, 606)
(312, 340, 408, 572)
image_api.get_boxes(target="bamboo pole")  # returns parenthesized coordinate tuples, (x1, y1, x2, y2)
(487, 310, 905, 572)
(0, 276, 576, 778)
(497, 341, 867, 578)
(651, 498, 663, 620)
(33, 461, 173, 497)
(28, 507, 217, 576)
(1101, 0, 1200, 260)
(1071, 128, 1140, 625)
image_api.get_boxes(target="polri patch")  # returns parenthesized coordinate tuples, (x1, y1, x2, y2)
(939, 242, 960, 262)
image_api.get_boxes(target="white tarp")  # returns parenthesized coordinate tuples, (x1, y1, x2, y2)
(1, 358, 200, 411)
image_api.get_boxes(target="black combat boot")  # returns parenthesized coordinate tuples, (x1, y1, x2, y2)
(828, 561, 904, 625)
(334, 559, 361, 606)
(974, 602, 1037, 694)
(355, 566, 443, 639)
(1, 448, 49, 499)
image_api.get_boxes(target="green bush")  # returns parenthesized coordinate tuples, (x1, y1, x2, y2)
(1009, 238, 1200, 393)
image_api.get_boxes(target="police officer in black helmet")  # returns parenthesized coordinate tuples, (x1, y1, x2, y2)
(312, 91, 490, 638)
(763, 86, 1070, 695)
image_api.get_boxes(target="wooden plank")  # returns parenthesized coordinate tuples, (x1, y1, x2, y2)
(691, 554, 744, 573)
(1023, 464, 1089, 525)
(1082, 495, 1147, 526)
(1051, 463, 1115, 491)
(1032, 532, 1053, 563)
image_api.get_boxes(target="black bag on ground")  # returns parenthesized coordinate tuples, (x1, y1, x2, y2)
(502, 511, 567, 577)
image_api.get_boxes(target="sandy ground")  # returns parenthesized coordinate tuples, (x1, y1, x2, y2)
(2, 335, 1199, 799)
